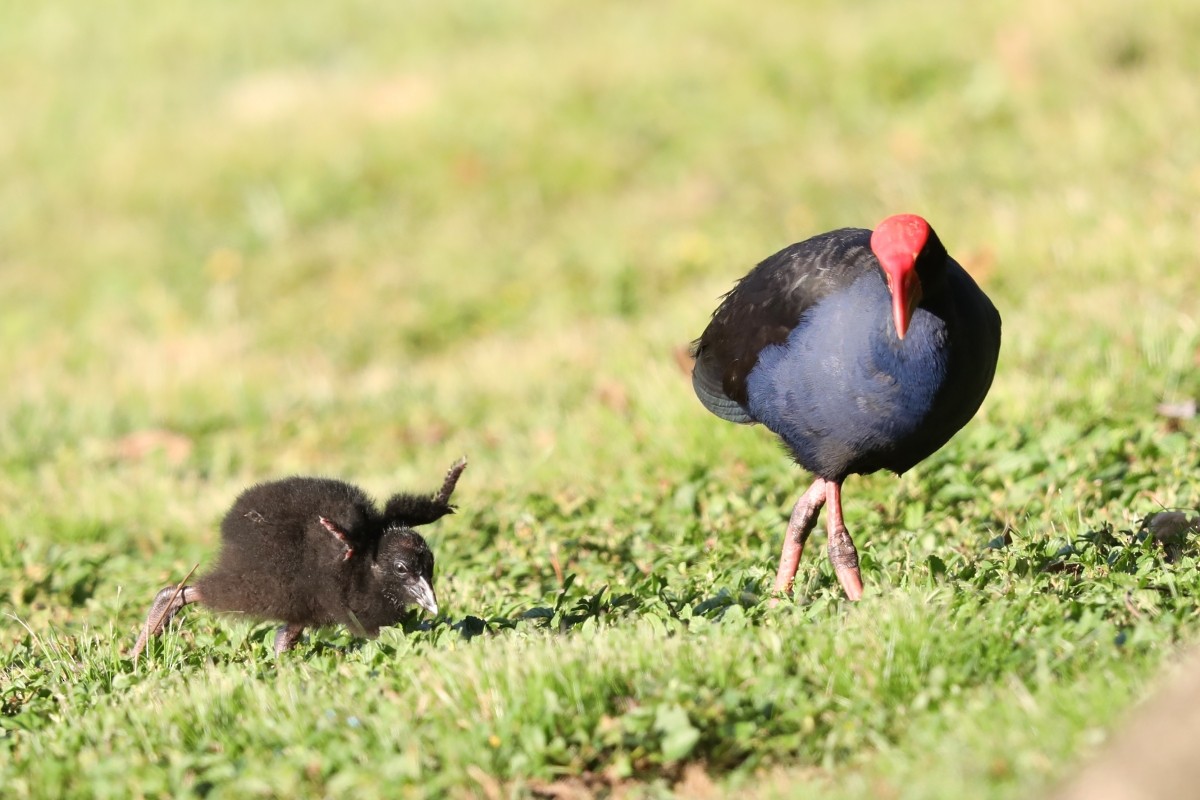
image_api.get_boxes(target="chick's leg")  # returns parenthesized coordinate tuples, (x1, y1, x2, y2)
(129, 584, 204, 660)
(274, 623, 305, 654)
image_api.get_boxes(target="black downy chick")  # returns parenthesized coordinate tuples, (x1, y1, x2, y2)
(130, 457, 466, 658)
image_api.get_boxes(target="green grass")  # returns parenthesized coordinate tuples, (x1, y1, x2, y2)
(3, 0, 1200, 796)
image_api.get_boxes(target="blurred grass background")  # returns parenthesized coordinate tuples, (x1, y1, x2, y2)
(2, 0, 1200, 797)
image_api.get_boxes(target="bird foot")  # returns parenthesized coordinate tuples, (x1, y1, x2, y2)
(828, 524, 863, 601)
(274, 623, 306, 654)
(129, 579, 202, 660)
(822, 480, 863, 601)
(770, 478, 828, 603)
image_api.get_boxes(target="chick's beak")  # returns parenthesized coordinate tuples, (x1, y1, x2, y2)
(409, 576, 439, 616)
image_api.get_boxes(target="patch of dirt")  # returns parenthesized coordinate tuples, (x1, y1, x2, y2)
(112, 429, 193, 465)
(1052, 646, 1200, 800)
(223, 69, 437, 126)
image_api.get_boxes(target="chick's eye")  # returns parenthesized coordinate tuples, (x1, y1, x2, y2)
(393, 560, 409, 574)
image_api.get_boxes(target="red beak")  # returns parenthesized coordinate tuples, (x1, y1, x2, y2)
(870, 214, 932, 341)
(888, 270, 923, 340)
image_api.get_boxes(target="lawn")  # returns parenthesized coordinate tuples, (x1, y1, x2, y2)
(2, 0, 1200, 797)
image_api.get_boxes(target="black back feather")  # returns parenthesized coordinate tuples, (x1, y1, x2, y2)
(196, 477, 382, 626)
(691, 229, 877, 419)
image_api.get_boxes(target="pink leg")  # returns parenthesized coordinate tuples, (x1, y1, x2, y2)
(129, 584, 205, 660)
(825, 481, 864, 601)
(771, 478, 828, 598)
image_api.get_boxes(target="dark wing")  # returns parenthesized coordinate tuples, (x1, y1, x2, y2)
(382, 457, 467, 528)
(691, 228, 877, 421)
(221, 477, 375, 548)
(382, 493, 455, 527)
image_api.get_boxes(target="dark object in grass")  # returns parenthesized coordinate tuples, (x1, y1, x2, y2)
(130, 457, 466, 658)
(1142, 510, 1199, 562)
(691, 214, 1001, 600)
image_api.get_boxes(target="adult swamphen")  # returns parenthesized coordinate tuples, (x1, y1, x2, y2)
(691, 214, 1000, 600)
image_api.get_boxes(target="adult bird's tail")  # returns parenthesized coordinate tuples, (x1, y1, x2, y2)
(690, 341, 753, 424)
